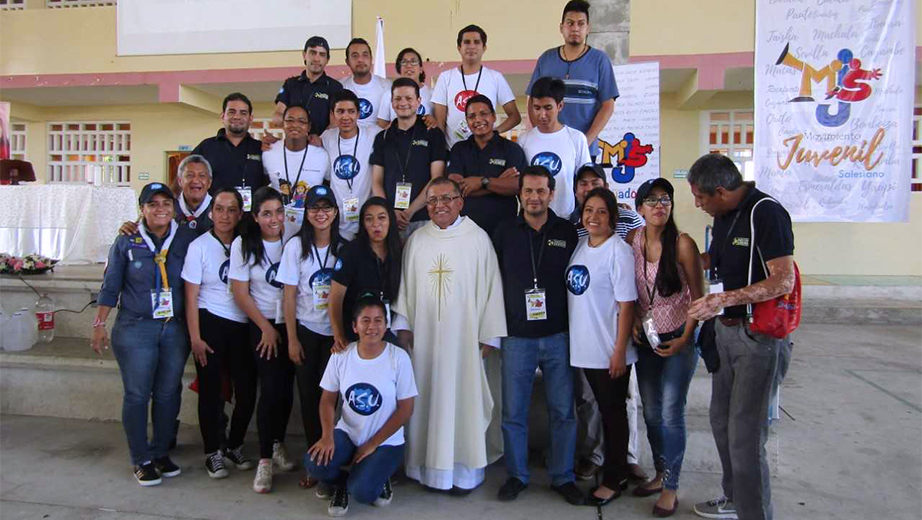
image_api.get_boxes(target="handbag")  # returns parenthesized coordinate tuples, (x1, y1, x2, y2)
(747, 198, 802, 339)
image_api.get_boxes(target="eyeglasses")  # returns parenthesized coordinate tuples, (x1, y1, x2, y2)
(308, 205, 335, 214)
(642, 197, 673, 207)
(399, 59, 421, 67)
(425, 195, 461, 206)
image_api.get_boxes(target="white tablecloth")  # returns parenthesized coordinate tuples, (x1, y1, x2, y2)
(0, 185, 138, 265)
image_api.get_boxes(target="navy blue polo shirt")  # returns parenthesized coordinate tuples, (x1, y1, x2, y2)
(447, 132, 527, 236)
(275, 71, 344, 136)
(192, 129, 266, 193)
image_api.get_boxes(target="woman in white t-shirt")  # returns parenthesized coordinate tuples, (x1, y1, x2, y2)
(566, 187, 638, 507)
(275, 185, 343, 491)
(228, 187, 298, 494)
(182, 187, 256, 479)
(376, 47, 435, 128)
(305, 296, 418, 516)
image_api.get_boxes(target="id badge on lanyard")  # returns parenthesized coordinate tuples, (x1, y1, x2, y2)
(525, 288, 547, 321)
(285, 205, 305, 230)
(343, 197, 361, 222)
(151, 290, 174, 319)
(395, 183, 412, 210)
(237, 186, 253, 212)
(709, 277, 725, 316)
(312, 280, 331, 310)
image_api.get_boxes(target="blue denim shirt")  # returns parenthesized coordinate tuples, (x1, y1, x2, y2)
(98, 224, 197, 319)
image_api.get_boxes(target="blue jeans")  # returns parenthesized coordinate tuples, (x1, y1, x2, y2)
(635, 343, 698, 490)
(501, 332, 576, 486)
(304, 429, 405, 504)
(110, 313, 191, 465)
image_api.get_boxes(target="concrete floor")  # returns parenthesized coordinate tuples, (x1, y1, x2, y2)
(1, 323, 921, 520)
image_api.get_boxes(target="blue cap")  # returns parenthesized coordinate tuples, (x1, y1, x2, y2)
(138, 182, 175, 205)
(306, 185, 336, 207)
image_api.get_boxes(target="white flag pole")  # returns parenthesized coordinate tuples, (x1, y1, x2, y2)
(374, 17, 386, 78)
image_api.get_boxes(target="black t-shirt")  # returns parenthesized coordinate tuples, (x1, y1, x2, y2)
(447, 132, 526, 236)
(275, 71, 344, 136)
(369, 118, 448, 222)
(492, 210, 578, 338)
(332, 239, 399, 339)
(192, 129, 267, 193)
(708, 184, 795, 318)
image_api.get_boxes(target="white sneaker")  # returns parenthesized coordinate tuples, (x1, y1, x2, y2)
(272, 441, 297, 471)
(373, 478, 393, 506)
(694, 496, 738, 519)
(253, 459, 273, 494)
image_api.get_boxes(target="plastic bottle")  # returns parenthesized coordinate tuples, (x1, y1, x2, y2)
(5, 311, 34, 352)
(35, 294, 55, 343)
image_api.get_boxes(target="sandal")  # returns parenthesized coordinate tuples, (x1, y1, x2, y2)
(299, 476, 319, 489)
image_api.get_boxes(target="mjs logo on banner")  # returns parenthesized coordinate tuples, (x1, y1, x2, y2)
(597, 62, 660, 203)
(754, 0, 915, 222)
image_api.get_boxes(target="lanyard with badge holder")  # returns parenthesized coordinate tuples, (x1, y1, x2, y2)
(709, 208, 746, 316)
(282, 144, 309, 231)
(525, 227, 548, 321)
(455, 66, 483, 142)
(310, 243, 333, 311)
(374, 251, 394, 328)
(235, 142, 254, 212)
(211, 229, 233, 295)
(337, 128, 362, 223)
(640, 229, 664, 347)
(391, 123, 422, 210)
(139, 222, 178, 320)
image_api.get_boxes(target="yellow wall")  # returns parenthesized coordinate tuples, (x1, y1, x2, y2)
(0, 2, 562, 76)
(631, 0, 922, 56)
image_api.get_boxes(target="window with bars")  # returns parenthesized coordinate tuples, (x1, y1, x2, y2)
(912, 105, 921, 193)
(701, 110, 755, 181)
(10, 123, 26, 161)
(47, 122, 130, 185)
(46, 0, 115, 7)
(248, 119, 284, 142)
(0, 0, 26, 10)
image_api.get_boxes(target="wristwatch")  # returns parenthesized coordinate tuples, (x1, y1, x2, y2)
(481, 176, 490, 189)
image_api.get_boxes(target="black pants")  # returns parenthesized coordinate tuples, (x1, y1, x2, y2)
(294, 323, 334, 448)
(194, 310, 257, 455)
(584, 365, 633, 490)
(249, 322, 294, 459)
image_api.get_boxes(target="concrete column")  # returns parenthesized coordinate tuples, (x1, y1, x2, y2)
(586, 0, 630, 65)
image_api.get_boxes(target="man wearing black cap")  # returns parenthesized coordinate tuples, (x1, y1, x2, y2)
(570, 163, 644, 239)
(272, 36, 344, 142)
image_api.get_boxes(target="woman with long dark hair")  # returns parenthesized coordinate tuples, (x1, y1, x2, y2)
(566, 187, 637, 507)
(275, 185, 343, 492)
(328, 196, 404, 353)
(182, 187, 257, 478)
(228, 186, 297, 494)
(626, 179, 703, 517)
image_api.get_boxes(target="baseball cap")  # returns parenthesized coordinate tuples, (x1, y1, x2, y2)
(304, 36, 330, 54)
(576, 163, 606, 182)
(138, 182, 175, 205)
(634, 178, 675, 209)
(306, 185, 337, 207)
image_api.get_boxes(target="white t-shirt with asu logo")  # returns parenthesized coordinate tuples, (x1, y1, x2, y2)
(432, 66, 516, 148)
(228, 236, 284, 320)
(275, 237, 338, 336)
(341, 75, 392, 129)
(320, 342, 419, 447)
(181, 232, 247, 323)
(518, 125, 592, 218)
(321, 126, 381, 240)
(566, 234, 638, 369)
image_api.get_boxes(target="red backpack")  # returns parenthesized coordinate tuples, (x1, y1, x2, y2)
(746, 198, 801, 339)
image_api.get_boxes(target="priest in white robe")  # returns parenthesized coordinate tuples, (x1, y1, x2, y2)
(394, 176, 507, 493)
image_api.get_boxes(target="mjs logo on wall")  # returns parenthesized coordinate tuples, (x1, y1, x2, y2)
(598, 62, 661, 202)
(754, 0, 914, 223)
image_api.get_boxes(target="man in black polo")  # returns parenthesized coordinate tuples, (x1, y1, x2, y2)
(447, 94, 526, 236)
(491, 165, 583, 506)
(272, 36, 344, 141)
(370, 77, 447, 237)
(687, 153, 795, 520)
(191, 93, 266, 208)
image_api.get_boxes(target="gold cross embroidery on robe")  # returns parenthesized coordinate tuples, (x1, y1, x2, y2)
(428, 253, 453, 321)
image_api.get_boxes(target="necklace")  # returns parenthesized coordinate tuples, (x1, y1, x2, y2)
(561, 44, 588, 80)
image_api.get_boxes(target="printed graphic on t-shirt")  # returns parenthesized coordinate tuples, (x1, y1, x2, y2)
(566, 264, 591, 295)
(346, 382, 382, 416)
(219, 260, 230, 284)
(333, 155, 361, 180)
(454, 89, 478, 112)
(333, 258, 344, 271)
(531, 151, 563, 176)
(266, 262, 283, 288)
(309, 268, 334, 287)
(358, 99, 374, 120)
(292, 182, 310, 208)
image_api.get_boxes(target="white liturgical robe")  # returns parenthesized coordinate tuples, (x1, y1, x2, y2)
(394, 216, 507, 490)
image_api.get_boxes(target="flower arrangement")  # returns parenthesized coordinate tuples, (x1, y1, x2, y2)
(0, 253, 58, 275)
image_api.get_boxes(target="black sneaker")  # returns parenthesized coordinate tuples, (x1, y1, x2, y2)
(328, 486, 349, 517)
(154, 456, 181, 478)
(497, 477, 528, 501)
(205, 451, 229, 479)
(373, 478, 393, 506)
(224, 445, 254, 470)
(551, 481, 585, 505)
(134, 462, 162, 487)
